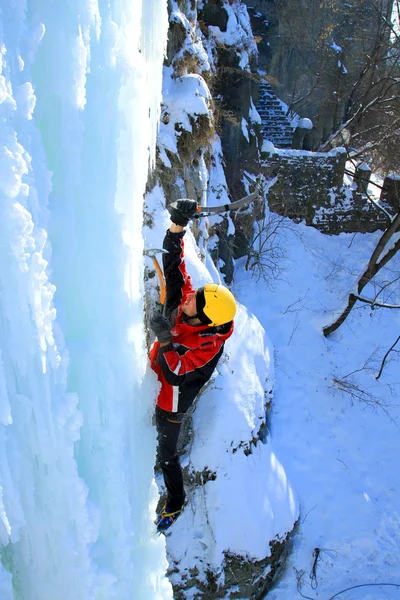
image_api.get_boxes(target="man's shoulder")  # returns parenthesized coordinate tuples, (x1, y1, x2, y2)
(199, 320, 234, 342)
(213, 320, 234, 338)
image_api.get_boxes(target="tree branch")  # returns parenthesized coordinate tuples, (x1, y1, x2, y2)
(360, 211, 400, 289)
(353, 295, 400, 309)
(376, 335, 400, 380)
(323, 212, 400, 336)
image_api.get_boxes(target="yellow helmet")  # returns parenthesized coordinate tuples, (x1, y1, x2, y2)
(196, 283, 236, 327)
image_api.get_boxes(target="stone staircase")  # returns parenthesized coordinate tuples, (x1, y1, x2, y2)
(257, 81, 295, 148)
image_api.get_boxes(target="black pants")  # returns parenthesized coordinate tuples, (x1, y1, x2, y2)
(155, 406, 186, 512)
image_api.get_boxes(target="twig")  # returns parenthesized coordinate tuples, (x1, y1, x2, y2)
(370, 275, 400, 304)
(287, 313, 300, 346)
(340, 349, 380, 378)
(347, 232, 358, 249)
(353, 295, 400, 309)
(294, 568, 315, 600)
(376, 335, 400, 380)
(301, 503, 317, 524)
(332, 376, 400, 429)
(283, 292, 310, 314)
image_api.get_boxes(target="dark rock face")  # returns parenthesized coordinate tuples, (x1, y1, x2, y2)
(200, 4, 261, 198)
(168, 536, 291, 600)
(200, 0, 229, 31)
(166, 19, 188, 65)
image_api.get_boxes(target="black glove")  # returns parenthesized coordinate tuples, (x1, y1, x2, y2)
(168, 199, 198, 226)
(150, 311, 172, 344)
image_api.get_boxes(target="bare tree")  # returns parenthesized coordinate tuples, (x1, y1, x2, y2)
(319, 0, 400, 173)
(244, 210, 289, 284)
(323, 208, 400, 336)
(272, 0, 400, 172)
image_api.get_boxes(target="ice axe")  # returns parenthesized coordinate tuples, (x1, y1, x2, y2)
(191, 189, 261, 217)
(143, 248, 168, 305)
(168, 173, 275, 219)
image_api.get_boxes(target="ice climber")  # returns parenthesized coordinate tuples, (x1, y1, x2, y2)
(149, 199, 236, 532)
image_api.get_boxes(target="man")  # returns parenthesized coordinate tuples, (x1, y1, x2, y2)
(149, 199, 236, 532)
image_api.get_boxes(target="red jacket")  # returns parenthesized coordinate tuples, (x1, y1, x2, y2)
(150, 229, 234, 413)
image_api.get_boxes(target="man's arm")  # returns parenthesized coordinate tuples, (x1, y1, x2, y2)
(162, 200, 198, 318)
(170, 223, 184, 234)
(157, 340, 224, 385)
(150, 200, 198, 338)
(162, 229, 193, 318)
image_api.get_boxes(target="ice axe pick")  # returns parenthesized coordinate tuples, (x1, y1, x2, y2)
(143, 248, 168, 305)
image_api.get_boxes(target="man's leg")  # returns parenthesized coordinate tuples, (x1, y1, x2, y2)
(155, 406, 186, 511)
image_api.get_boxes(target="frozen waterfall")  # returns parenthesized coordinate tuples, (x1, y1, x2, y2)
(0, 0, 171, 598)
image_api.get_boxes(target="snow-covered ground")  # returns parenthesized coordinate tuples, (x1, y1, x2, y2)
(233, 222, 400, 599)
(145, 185, 400, 598)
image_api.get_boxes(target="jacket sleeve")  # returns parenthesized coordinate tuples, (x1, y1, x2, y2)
(157, 340, 223, 386)
(162, 229, 194, 318)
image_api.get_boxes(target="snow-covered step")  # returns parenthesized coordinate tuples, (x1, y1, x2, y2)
(256, 81, 295, 148)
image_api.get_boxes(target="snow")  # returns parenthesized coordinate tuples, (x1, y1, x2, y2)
(158, 68, 212, 157)
(249, 97, 262, 124)
(162, 70, 211, 126)
(234, 223, 400, 599)
(331, 39, 342, 53)
(298, 117, 313, 130)
(1, 1, 400, 599)
(166, 302, 298, 564)
(187, 303, 297, 559)
(262, 146, 346, 159)
(206, 138, 230, 208)
(241, 116, 250, 142)
(262, 139, 276, 154)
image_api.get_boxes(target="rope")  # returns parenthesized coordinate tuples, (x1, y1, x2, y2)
(295, 549, 400, 599)
(297, 580, 400, 600)
(328, 582, 400, 599)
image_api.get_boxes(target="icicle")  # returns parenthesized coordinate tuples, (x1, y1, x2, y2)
(140, 0, 169, 168)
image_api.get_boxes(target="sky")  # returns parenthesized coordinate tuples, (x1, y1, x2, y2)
(1, 1, 400, 600)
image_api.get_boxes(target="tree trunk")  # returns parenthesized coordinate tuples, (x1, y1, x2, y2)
(323, 294, 359, 337)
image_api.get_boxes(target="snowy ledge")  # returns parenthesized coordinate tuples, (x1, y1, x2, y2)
(261, 145, 347, 159)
